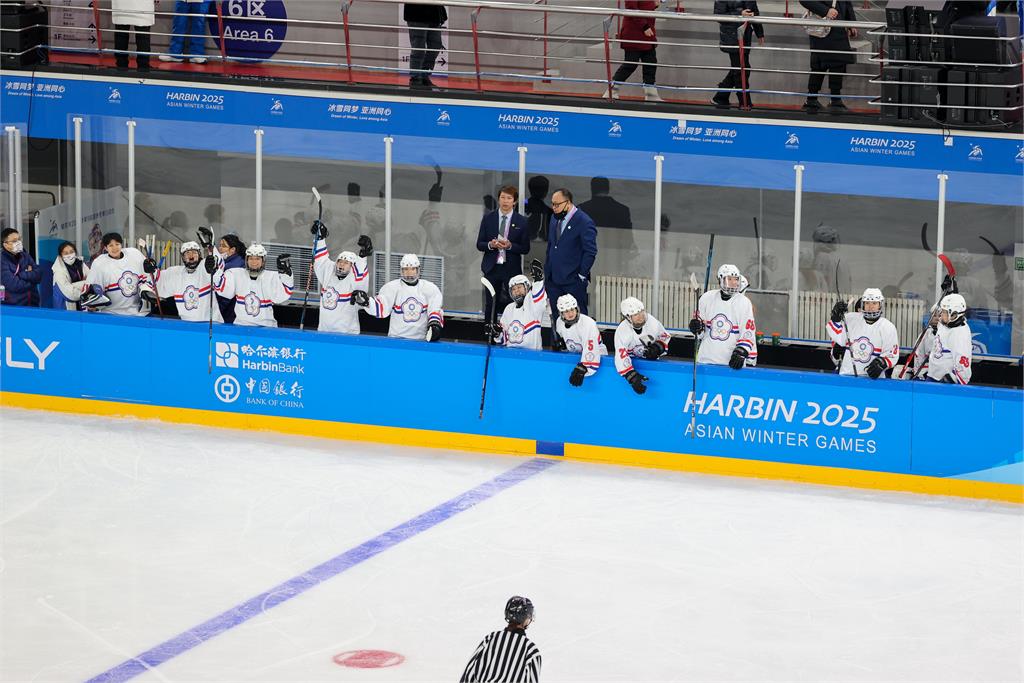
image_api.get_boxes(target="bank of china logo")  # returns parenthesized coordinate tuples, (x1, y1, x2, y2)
(270, 98, 284, 114)
(785, 132, 800, 149)
(215, 341, 239, 368)
(968, 144, 983, 160)
(608, 120, 623, 137)
(108, 88, 121, 103)
(214, 374, 241, 403)
(436, 109, 451, 126)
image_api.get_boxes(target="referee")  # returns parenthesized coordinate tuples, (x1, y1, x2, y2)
(460, 596, 542, 682)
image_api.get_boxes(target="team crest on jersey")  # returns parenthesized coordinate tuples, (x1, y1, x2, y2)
(117, 270, 139, 296)
(566, 339, 582, 352)
(182, 284, 200, 311)
(400, 296, 423, 323)
(507, 320, 525, 344)
(708, 313, 734, 341)
(850, 335, 874, 364)
(244, 291, 261, 317)
(322, 287, 340, 310)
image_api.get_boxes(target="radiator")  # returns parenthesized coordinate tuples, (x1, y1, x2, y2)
(798, 291, 927, 344)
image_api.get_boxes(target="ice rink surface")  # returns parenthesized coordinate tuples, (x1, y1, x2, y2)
(1, 407, 1022, 683)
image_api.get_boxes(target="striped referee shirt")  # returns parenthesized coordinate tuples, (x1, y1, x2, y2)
(460, 627, 542, 683)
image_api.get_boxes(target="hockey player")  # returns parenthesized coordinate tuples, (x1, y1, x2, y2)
(310, 220, 373, 334)
(461, 596, 542, 683)
(826, 288, 899, 379)
(688, 264, 756, 369)
(554, 293, 606, 387)
(153, 238, 224, 322)
(614, 296, 671, 395)
(216, 243, 294, 327)
(912, 293, 972, 384)
(360, 254, 444, 341)
(496, 260, 547, 350)
(82, 232, 156, 316)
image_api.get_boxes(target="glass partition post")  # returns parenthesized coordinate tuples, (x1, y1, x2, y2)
(384, 136, 394, 284)
(652, 154, 664, 319)
(126, 120, 136, 245)
(255, 128, 264, 243)
(14, 126, 22, 241)
(935, 173, 948, 302)
(74, 117, 83, 253)
(517, 146, 528, 214)
(4, 127, 14, 232)
(790, 164, 805, 337)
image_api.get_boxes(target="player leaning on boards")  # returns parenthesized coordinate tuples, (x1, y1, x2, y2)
(309, 220, 373, 334)
(826, 288, 899, 379)
(689, 264, 757, 369)
(150, 229, 225, 323)
(910, 293, 973, 385)
(461, 596, 542, 683)
(216, 243, 294, 327)
(495, 259, 547, 350)
(614, 296, 671, 395)
(554, 293, 607, 387)
(358, 253, 444, 342)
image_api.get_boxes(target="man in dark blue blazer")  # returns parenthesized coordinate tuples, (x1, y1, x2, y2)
(477, 185, 530, 321)
(544, 188, 598, 317)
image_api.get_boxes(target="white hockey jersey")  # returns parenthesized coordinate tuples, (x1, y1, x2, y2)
(614, 314, 671, 377)
(84, 247, 150, 316)
(499, 281, 547, 350)
(913, 322, 973, 384)
(312, 238, 369, 334)
(826, 313, 899, 377)
(695, 289, 757, 366)
(217, 268, 294, 327)
(555, 313, 607, 376)
(154, 257, 225, 323)
(365, 277, 444, 340)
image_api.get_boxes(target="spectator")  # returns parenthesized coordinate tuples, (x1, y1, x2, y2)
(216, 233, 246, 323)
(525, 175, 552, 243)
(159, 0, 210, 64)
(544, 188, 598, 317)
(713, 1, 765, 109)
(477, 185, 530, 322)
(111, 0, 155, 72)
(800, 0, 858, 113)
(404, 3, 447, 90)
(604, 0, 663, 102)
(1, 228, 41, 306)
(52, 240, 90, 310)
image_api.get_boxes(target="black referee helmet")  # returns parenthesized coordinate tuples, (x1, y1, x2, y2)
(504, 596, 534, 626)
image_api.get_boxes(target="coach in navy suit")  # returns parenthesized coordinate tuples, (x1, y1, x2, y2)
(544, 188, 598, 317)
(477, 185, 530, 321)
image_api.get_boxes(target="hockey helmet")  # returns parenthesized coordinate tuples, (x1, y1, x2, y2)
(336, 250, 357, 278)
(861, 288, 884, 321)
(556, 293, 579, 326)
(246, 243, 267, 276)
(180, 240, 203, 272)
(620, 296, 646, 330)
(505, 596, 534, 626)
(939, 293, 967, 325)
(508, 274, 531, 306)
(717, 264, 742, 296)
(400, 253, 420, 285)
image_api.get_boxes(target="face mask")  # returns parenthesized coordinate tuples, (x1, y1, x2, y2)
(9, 240, 23, 254)
(553, 210, 568, 221)
(62, 253, 77, 265)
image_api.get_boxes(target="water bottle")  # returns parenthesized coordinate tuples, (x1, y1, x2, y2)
(0, 285, 5, 303)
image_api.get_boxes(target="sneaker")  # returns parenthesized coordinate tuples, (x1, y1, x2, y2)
(828, 99, 849, 113)
(600, 85, 620, 99)
(643, 85, 664, 102)
(189, 56, 207, 64)
(158, 55, 183, 63)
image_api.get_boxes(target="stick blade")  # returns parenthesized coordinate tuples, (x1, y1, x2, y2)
(311, 186, 321, 203)
(937, 253, 956, 278)
(480, 276, 496, 298)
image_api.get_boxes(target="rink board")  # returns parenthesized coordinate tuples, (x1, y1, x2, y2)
(1, 307, 1021, 502)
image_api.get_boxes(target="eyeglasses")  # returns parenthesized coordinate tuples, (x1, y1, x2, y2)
(552, 199, 569, 209)
(3, 238, 18, 244)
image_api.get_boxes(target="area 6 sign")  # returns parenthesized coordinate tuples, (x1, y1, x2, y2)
(209, 0, 288, 61)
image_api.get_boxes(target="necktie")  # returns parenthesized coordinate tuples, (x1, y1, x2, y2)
(497, 215, 508, 264)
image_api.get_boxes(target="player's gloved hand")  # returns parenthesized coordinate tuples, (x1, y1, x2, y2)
(928, 315, 939, 332)
(866, 356, 887, 379)
(426, 322, 443, 342)
(357, 235, 374, 258)
(624, 369, 648, 395)
(350, 290, 370, 307)
(276, 254, 292, 276)
(641, 341, 661, 360)
(142, 258, 157, 274)
(484, 322, 502, 343)
(941, 274, 958, 294)
(728, 346, 749, 370)
(140, 287, 157, 304)
(569, 362, 588, 387)
(204, 254, 217, 274)
(830, 300, 848, 323)
(310, 220, 328, 240)
(81, 289, 111, 308)
(830, 343, 845, 361)
(196, 226, 214, 248)
(688, 317, 703, 337)
(529, 258, 544, 282)
(551, 334, 567, 352)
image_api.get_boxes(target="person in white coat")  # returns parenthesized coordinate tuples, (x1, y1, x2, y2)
(51, 240, 90, 311)
(111, 0, 155, 71)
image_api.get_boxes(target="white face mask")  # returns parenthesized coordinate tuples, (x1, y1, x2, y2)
(9, 240, 23, 254)
(62, 253, 78, 265)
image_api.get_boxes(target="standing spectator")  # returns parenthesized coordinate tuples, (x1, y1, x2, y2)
(544, 188, 598, 317)
(216, 232, 245, 323)
(800, 0, 858, 113)
(52, 240, 90, 310)
(111, 0, 155, 72)
(404, 3, 447, 89)
(713, 1, 765, 109)
(525, 175, 553, 243)
(159, 0, 210, 64)
(477, 185, 530, 322)
(1, 228, 41, 306)
(604, 0, 663, 102)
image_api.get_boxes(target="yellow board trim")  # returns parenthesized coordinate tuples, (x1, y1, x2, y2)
(3, 391, 1020, 504)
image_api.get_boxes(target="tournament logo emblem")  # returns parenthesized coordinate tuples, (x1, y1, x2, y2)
(400, 296, 423, 323)
(117, 270, 139, 296)
(708, 313, 733, 342)
(243, 291, 261, 317)
(108, 87, 122, 103)
(270, 98, 284, 114)
(850, 336, 874, 364)
(507, 320, 524, 344)
(182, 284, 200, 310)
(322, 287, 340, 310)
(1015, 145, 1024, 163)
(967, 144, 983, 160)
(785, 132, 800, 149)
(608, 120, 623, 137)
(436, 109, 451, 126)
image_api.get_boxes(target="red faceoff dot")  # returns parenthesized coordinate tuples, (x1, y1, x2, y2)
(333, 650, 406, 669)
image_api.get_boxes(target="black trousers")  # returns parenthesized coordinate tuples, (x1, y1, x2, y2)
(482, 263, 518, 323)
(546, 278, 589, 319)
(114, 24, 151, 69)
(407, 21, 443, 82)
(718, 48, 752, 105)
(612, 48, 657, 86)
(808, 54, 847, 97)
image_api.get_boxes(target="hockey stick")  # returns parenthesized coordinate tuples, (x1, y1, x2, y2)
(835, 259, 857, 377)
(690, 233, 715, 439)
(479, 276, 500, 419)
(299, 187, 323, 331)
(752, 216, 763, 290)
(897, 253, 956, 379)
(919, 222, 933, 255)
(138, 238, 164, 319)
(198, 226, 217, 375)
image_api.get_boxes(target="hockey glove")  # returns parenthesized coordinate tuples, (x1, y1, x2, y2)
(142, 258, 157, 274)
(830, 343, 845, 362)
(866, 356, 888, 379)
(830, 300, 848, 324)
(350, 290, 370, 307)
(624, 369, 648, 395)
(357, 235, 374, 258)
(569, 362, 588, 387)
(276, 254, 292, 276)
(204, 254, 218, 275)
(551, 334, 567, 352)
(484, 322, 503, 343)
(941, 274, 958, 295)
(529, 258, 544, 282)
(81, 290, 111, 309)
(196, 226, 214, 249)
(729, 346, 749, 370)
(310, 220, 328, 240)
(426, 322, 443, 342)
(140, 288, 157, 305)
(688, 317, 704, 337)
(643, 341, 664, 360)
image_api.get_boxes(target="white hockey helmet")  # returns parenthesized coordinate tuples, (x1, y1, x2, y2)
(180, 240, 203, 271)
(717, 264, 742, 296)
(180, 240, 202, 256)
(400, 253, 420, 284)
(861, 287, 884, 321)
(556, 293, 578, 313)
(939, 293, 967, 325)
(620, 296, 644, 318)
(245, 243, 267, 275)
(508, 274, 531, 305)
(337, 250, 358, 265)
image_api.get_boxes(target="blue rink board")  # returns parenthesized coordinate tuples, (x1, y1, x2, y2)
(1, 307, 1021, 484)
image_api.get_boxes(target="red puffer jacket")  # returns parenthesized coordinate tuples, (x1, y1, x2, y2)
(618, 1, 658, 52)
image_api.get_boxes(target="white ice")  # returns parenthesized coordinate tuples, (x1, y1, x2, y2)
(1, 407, 1021, 683)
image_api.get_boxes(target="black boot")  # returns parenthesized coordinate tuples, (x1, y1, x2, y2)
(712, 91, 731, 108)
(802, 96, 821, 113)
(828, 98, 848, 113)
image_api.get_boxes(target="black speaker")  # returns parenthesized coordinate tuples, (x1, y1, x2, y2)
(944, 68, 970, 125)
(950, 15, 1010, 65)
(0, 1, 47, 67)
(911, 66, 944, 121)
(880, 66, 905, 120)
(974, 67, 1023, 124)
